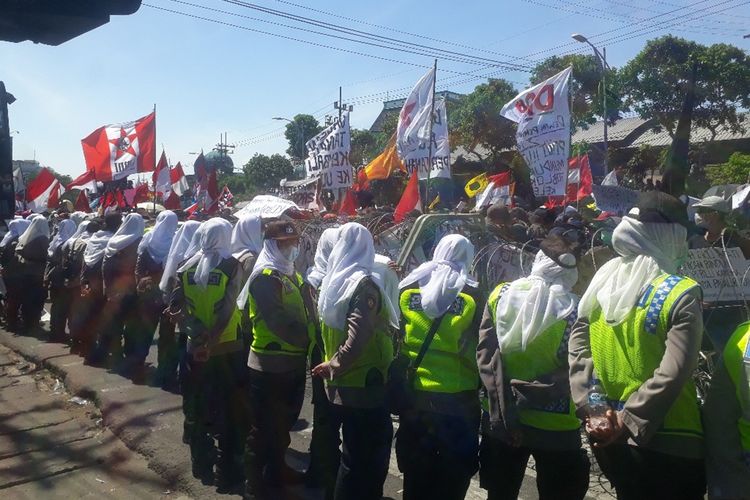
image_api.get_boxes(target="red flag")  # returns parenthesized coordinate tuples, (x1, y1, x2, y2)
(394, 172, 421, 223)
(81, 112, 156, 182)
(339, 188, 358, 216)
(163, 190, 181, 210)
(74, 190, 92, 213)
(170, 162, 189, 196)
(185, 201, 199, 217)
(134, 183, 150, 204)
(26, 168, 64, 213)
(576, 154, 593, 200)
(546, 155, 594, 207)
(204, 169, 219, 214)
(153, 150, 171, 195)
(67, 170, 97, 192)
(193, 152, 207, 190)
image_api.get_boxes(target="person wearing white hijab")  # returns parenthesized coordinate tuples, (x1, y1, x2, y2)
(90, 213, 144, 372)
(240, 220, 313, 496)
(230, 214, 263, 280)
(45, 219, 77, 341)
(13, 216, 50, 332)
(569, 191, 705, 500)
(477, 234, 589, 500)
(305, 226, 340, 289)
(394, 234, 483, 500)
(311, 222, 396, 500)
(1, 219, 31, 331)
(171, 217, 246, 489)
(130, 211, 179, 375)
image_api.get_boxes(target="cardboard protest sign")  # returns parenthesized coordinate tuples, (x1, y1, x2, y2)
(681, 247, 750, 302)
(501, 67, 571, 197)
(234, 195, 298, 219)
(305, 112, 353, 190)
(591, 184, 639, 215)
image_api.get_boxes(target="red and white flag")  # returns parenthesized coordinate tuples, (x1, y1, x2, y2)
(218, 185, 234, 210)
(26, 168, 64, 213)
(67, 170, 98, 192)
(81, 112, 156, 182)
(475, 171, 513, 210)
(204, 169, 219, 214)
(546, 155, 594, 207)
(153, 150, 171, 195)
(394, 172, 422, 223)
(170, 162, 189, 196)
(396, 67, 435, 161)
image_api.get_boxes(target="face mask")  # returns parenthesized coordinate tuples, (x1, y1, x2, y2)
(282, 245, 299, 262)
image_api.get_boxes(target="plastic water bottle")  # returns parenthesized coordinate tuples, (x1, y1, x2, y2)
(587, 381, 612, 432)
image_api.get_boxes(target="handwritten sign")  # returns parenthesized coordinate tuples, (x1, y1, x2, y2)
(501, 67, 571, 197)
(305, 112, 353, 190)
(591, 184, 639, 215)
(681, 247, 750, 302)
(401, 98, 451, 181)
(234, 195, 298, 219)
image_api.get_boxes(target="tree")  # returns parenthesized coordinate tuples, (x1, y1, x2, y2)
(350, 129, 382, 167)
(243, 153, 293, 191)
(284, 114, 323, 162)
(621, 36, 750, 139)
(705, 152, 750, 186)
(531, 53, 622, 128)
(449, 78, 518, 164)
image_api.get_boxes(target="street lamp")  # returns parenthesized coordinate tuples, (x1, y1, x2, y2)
(572, 33, 611, 173)
(273, 116, 305, 164)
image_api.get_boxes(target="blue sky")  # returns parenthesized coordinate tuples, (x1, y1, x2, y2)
(1, 0, 748, 178)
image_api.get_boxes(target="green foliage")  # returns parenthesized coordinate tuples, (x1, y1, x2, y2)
(621, 36, 750, 138)
(531, 53, 622, 128)
(449, 78, 518, 164)
(242, 153, 294, 191)
(627, 144, 663, 180)
(705, 152, 750, 185)
(284, 114, 323, 161)
(350, 129, 381, 167)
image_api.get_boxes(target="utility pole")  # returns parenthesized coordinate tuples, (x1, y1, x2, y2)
(214, 132, 235, 173)
(334, 86, 354, 122)
(0, 82, 16, 222)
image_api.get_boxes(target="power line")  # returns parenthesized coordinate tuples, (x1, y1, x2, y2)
(600, 0, 750, 27)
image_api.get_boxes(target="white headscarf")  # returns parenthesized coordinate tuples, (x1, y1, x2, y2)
(26, 213, 43, 221)
(1, 219, 30, 248)
(47, 219, 77, 257)
(159, 221, 200, 293)
(578, 216, 688, 326)
(104, 213, 144, 258)
(399, 234, 478, 319)
(305, 227, 340, 288)
(137, 210, 178, 265)
(495, 250, 578, 353)
(83, 230, 113, 267)
(16, 216, 50, 251)
(373, 254, 400, 328)
(318, 223, 398, 330)
(236, 238, 297, 309)
(177, 218, 232, 289)
(231, 215, 263, 259)
(62, 220, 93, 252)
(183, 222, 207, 262)
(70, 212, 87, 227)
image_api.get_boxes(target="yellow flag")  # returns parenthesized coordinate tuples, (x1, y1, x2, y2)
(464, 173, 489, 198)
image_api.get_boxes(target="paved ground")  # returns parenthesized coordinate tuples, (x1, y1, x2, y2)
(0, 314, 616, 500)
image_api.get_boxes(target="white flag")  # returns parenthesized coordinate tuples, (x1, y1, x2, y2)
(12, 167, 25, 194)
(401, 98, 451, 181)
(601, 170, 619, 186)
(501, 67, 572, 197)
(397, 67, 435, 162)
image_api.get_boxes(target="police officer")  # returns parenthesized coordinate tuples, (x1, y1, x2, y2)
(45, 219, 77, 342)
(238, 220, 312, 500)
(396, 234, 483, 500)
(172, 218, 246, 492)
(478, 235, 589, 500)
(311, 222, 397, 500)
(570, 192, 705, 499)
(63, 220, 98, 356)
(704, 321, 750, 499)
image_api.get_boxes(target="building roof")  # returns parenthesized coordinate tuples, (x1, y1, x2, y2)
(570, 116, 655, 145)
(630, 114, 750, 148)
(369, 91, 463, 132)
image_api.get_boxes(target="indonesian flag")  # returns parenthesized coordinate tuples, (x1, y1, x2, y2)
(394, 172, 422, 223)
(204, 169, 219, 214)
(170, 162, 189, 196)
(546, 155, 594, 207)
(475, 171, 513, 210)
(153, 151, 171, 195)
(163, 190, 181, 210)
(81, 112, 156, 182)
(397, 67, 435, 161)
(13, 167, 25, 194)
(67, 170, 98, 192)
(218, 185, 234, 210)
(26, 168, 65, 213)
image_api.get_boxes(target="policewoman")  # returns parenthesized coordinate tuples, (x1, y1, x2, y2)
(237, 220, 313, 499)
(173, 217, 246, 491)
(478, 235, 589, 500)
(311, 222, 398, 500)
(570, 192, 706, 499)
(395, 234, 483, 500)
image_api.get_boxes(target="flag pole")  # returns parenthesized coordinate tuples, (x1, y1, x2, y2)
(425, 58, 437, 214)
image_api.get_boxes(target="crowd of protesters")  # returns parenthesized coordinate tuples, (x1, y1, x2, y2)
(0, 187, 749, 500)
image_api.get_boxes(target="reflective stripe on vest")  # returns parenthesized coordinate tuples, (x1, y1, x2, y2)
(248, 269, 310, 356)
(488, 282, 580, 432)
(181, 267, 241, 345)
(399, 289, 479, 394)
(590, 273, 703, 439)
(723, 323, 750, 458)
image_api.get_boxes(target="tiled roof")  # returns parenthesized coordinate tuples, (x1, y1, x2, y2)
(630, 115, 750, 147)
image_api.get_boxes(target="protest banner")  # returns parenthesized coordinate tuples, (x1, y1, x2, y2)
(281, 177, 320, 210)
(401, 98, 451, 180)
(681, 247, 750, 302)
(591, 184, 639, 215)
(305, 111, 353, 190)
(501, 67, 571, 197)
(234, 195, 298, 219)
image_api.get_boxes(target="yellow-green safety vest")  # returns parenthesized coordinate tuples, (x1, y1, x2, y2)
(399, 288, 479, 394)
(590, 273, 703, 440)
(321, 285, 392, 388)
(723, 322, 750, 460)
(488, 282, 580, 432)
(248, 269, 313, 356)
(181, 265, 241, 345)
